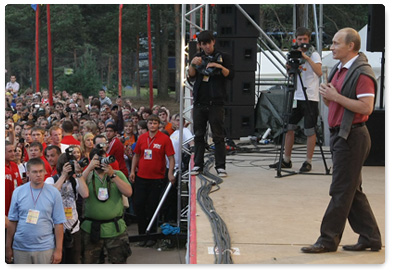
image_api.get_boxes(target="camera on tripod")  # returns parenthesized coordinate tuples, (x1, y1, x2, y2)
(287, 43, 311, 68)
(195, 52, 223, 76)
(65, 147, 89, 175)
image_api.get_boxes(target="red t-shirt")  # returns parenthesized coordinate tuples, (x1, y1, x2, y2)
(23, 146, 29, 162)
(40, 156, 53, 180)
(50, 166, 58, 177)
(134, 131, 175, 179)
(5, 161, 22, 216)
(328, 69, 375, 127)
(107, 137, 128, 177)
(23, 142, 47, 162)
(61, 135, 81, 145)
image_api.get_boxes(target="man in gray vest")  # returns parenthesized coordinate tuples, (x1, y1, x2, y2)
(301, 27, 382, 253)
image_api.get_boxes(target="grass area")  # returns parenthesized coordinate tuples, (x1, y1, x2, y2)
(113, 87, 180, 116)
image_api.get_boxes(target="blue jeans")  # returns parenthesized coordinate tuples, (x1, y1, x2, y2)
(193, 104, 226, 169)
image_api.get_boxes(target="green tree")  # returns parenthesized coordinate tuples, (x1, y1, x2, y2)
(55, 49, 102, 97)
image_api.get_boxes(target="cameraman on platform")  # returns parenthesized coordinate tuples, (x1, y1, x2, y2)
(270, 27, 322, 172)
(188, 30, 234, 177)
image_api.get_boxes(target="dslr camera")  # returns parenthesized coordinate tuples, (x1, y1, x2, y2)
(94, 143, 116, 168)
(195, 52, 223, 76)
(65, 147, 89, 175)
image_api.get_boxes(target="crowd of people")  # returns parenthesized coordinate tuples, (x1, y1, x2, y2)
(5, 84, 194, 264)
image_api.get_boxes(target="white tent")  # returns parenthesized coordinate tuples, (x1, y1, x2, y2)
(256, 25, 383, 90)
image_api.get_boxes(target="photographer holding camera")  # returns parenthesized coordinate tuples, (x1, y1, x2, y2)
(188, 30, 234, 177)
(44, 152, 89, 263)
(270, 27, 322, 172)
(80, 148, 132, 263)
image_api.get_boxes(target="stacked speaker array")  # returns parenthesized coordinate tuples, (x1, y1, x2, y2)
(365, 4, 385, 166)
(215, 4, 259, 139)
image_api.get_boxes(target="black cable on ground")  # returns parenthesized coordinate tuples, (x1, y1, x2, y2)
(196, 154, 233, 264)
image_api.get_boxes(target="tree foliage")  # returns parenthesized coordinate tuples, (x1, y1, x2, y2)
(55, 49, 102, 96)
(5, 4, 370, 98)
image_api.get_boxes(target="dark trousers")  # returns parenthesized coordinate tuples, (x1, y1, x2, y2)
(63, 229, 82, 264)
(133, 176, 162, 235)
(193, 104, 226, 169)
(316, 126, 382, 250)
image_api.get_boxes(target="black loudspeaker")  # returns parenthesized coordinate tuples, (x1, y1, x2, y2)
(188, 41, 198, 60)
(225, 71, 255, 106)
(217, 4, 259, 38)
(224, 105, 255, 139)
(216, 37, 257, 71)
(367, 4, 385, 52)
(364, 109, 385, 166)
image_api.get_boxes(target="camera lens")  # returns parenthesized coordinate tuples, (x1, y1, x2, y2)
(100, 155, 116, 165)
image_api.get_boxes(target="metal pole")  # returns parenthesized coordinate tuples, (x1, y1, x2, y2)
(147, 5, 154, 108)
(178, 4, 187, 228)
(118, 4, 123, 97)
(46, 4, 53, 106)
(205, 4, 209, 30)
(312, 4, 320, 56)
(190, 4, 196, 39)
(293, 5, 297, 36)
(146, 182, 173, 233)
(35, 5, 40, 93)
(319, 4, 324, 57)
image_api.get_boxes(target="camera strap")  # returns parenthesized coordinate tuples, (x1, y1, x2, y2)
(107, 138, 116, 154)
(52, 174, 78, 200)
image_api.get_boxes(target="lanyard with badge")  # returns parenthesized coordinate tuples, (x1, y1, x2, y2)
(26, 185, 43, 224)
(92, 171, 111, 202)
(144, 136, 155, 160)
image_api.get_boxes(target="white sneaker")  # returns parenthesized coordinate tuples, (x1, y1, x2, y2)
(190, 166, 202, 176)
(216, 168, 227, 177)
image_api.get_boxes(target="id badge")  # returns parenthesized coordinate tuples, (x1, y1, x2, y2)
(292, 99, 297, 109)
(64, 207, 73, 220)
(98, 188, 109, 201)
(144, 149, 153, 160)
(203, 75, 210, 82)
(26, 209, 40, 224)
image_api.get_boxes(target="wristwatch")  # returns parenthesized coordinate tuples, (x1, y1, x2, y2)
(76, 173, 82, 178)
(110, 173, 117, 179)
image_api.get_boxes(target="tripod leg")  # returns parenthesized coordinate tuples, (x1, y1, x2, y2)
(314, 121, 331, 174)
(297, 72, 331, 175)
(277, 82, 295, 177)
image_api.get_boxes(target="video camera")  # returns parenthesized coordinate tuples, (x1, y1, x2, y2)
(195, 52, 223, 76)
(287, 42, 311, 68)
(65, 147, 89, 175)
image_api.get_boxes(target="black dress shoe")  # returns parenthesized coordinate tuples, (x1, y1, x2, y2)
(301, 243, 336, 254)
(342, 243, 381, 252)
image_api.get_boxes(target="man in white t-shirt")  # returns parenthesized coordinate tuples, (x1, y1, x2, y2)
(169, 114, 194, 170)
(270, 27, 322, 172)
(5, 75, 20, 95)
